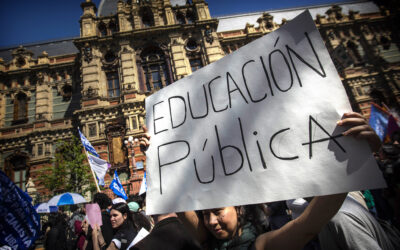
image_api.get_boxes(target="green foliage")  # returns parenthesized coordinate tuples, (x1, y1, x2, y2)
(38, 134, 97, 196)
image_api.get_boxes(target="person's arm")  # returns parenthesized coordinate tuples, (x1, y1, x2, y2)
(255, 112, 381, 250)
(177, 211, 209, 244)
(255, 193, 346, 250)
(92, 225, 111, 250)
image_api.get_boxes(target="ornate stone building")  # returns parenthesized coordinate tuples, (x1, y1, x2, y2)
(0, 0, 399, 201)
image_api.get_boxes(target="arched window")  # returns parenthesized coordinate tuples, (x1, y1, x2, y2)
(109, 21, 117, 34)
(140, 46, 172, 92)
(13, 92, 28, 123)
(140, 7, 154, 27)
(176, 11, 186, 24)
(186, 10, 196, 24)
(186, 39, 203, 73)
(5, 153, 28, 191)
(98, 22, 107, 36)
(347, 40, 363, 66)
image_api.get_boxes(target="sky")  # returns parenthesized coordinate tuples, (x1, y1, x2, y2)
(0, 0, 353, 48)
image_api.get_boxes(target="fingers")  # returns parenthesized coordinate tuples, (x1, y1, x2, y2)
(342, 124, 371, 136)
(338, 112, 381, 152)
(139, 125, 151, 152)
(341, 112, 365, 119)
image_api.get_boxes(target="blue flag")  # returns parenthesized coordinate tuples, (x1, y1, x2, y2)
(78, 128, 100, 157)
(369, 104, 389, 141)
(0, 170, 41, 250)
(109, 171, 128, 200)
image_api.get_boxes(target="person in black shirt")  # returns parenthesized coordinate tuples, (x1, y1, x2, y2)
(84, 193, 114, 250)
(93, 203, 137, 250)
(130, 213, 201, 250)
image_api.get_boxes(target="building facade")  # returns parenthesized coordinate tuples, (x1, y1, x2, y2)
(0, 0, 399, 202)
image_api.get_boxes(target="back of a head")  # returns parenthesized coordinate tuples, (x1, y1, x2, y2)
(93, 193, 112, 210)
(131, 211, 152, 231)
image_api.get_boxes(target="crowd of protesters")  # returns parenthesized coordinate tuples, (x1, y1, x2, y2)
(32, 112, 400, 250)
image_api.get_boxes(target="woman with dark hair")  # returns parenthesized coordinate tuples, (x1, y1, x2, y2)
(92, 203, 137, 250)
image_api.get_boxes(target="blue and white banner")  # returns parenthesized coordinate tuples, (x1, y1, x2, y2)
(139, 172, 147, 195)
(78, 128, 100, 157)
(109, 171, 128, 200)
(369, 104, 389, 141)
(88, 154, 110, 186)
(0, 170, 41, 250)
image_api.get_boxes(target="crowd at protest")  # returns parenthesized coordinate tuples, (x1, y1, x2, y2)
(5, 111, 388, 250)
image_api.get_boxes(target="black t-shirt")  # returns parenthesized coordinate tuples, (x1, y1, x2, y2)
(130, 217, 201, 250)
(112, 222, 137, 250)
(45, 224, 67, 250)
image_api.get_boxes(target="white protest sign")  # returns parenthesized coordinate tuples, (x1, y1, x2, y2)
(145, 10, 386, 215)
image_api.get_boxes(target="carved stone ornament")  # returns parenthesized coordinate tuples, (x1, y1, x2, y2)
(85, 86, 97, 98)
(205, 25, 214, 44)
(57, 83, 73, 101)
(36, 72, 45, 85)
(83, 43, 93, 63)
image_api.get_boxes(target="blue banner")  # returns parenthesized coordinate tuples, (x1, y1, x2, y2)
(109, 171, 128, 200)
(0, 170, 41, 250)
(78, 128, 100, 157)
(369, 104, 389, 141)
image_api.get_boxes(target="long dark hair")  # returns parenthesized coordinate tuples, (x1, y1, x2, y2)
(111, 203, 133, 230)
(131, 211, 152, 231)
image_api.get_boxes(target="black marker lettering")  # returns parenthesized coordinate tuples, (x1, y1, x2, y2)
(242, 60, 267, 103)
(187, 84, 209, 119)
(260, 56, 274, 96)
(168, 96, 187, 129)
(302, 115, 345, 159)
(226, 72, 248, 108)
(215, 125, 244, 175)
(238, 117, 252, 171)
(269, 49, 294, 92)
(194, 157, 215, 184)
(208, 76, 228, 113)
(286, 32, 326, 87)
(153, 101, 167, 135)
(269, 128, 299, 160)
(158, 140, 190, 194)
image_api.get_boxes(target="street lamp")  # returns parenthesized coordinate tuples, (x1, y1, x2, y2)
(124, 136, 139, 173)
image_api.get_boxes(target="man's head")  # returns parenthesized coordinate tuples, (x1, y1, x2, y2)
(93, 193, 112, 210)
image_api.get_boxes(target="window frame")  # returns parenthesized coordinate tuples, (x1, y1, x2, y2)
(106, 72, 120, 98)
(88, 122, 98, 138)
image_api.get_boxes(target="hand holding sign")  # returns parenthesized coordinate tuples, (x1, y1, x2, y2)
(339, 112, 381, 152)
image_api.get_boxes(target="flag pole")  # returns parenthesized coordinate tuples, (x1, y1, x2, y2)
(86, 151, 101, 192)
(78, 127, 101, 192)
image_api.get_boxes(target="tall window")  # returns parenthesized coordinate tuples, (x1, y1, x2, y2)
(130, 115, 139, 130)
(13, 92, 28, 123)
(140, 7, 154, 27)
(107, 72, 120, 98)
(5, 154, 28, 191)
(141, 46, 172, 92)
(186, 10, 196, 24)
(14, 169, 27, 191)
(176, 12, 186, 24)
(37, 143, 44, 156)
(109, 21, 117, 34)
(88, 123, 97, 137)
(98, 22, 107, 36)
